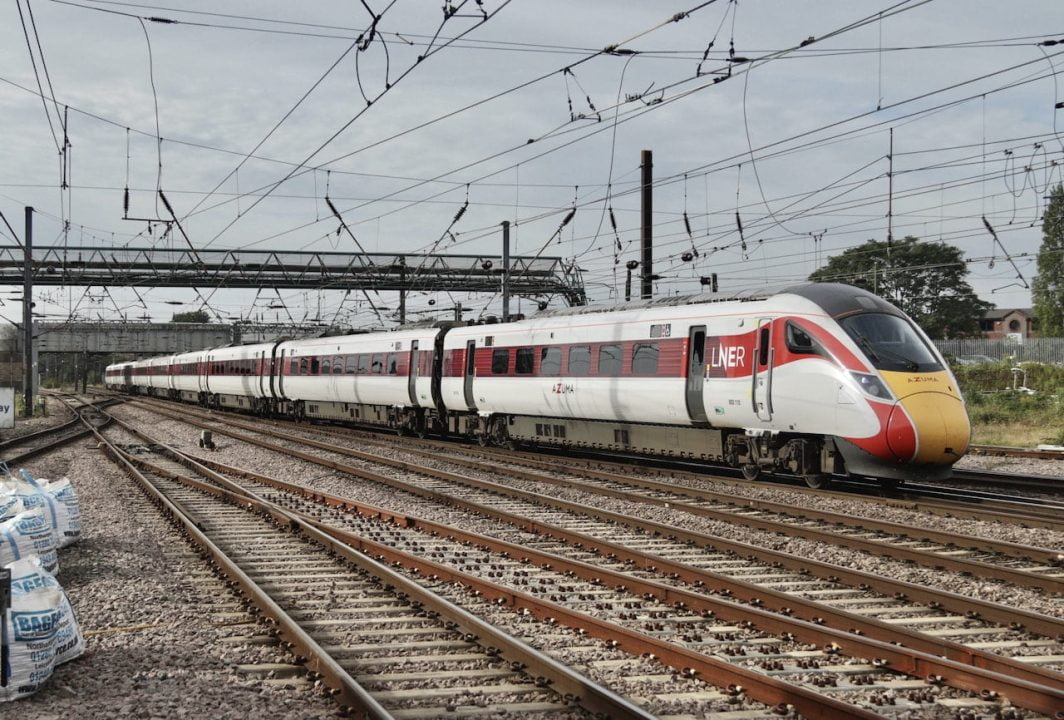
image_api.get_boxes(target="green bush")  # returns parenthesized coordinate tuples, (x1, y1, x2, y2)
(950, 362, 1064, 446)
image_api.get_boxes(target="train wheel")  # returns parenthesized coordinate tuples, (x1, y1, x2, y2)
(803, 473, 831, 490)
(740, 464, 761, 481)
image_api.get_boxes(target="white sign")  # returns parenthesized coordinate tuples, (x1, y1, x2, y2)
(0, 387, 13, 429)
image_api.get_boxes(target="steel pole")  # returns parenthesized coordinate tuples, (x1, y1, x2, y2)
(640, 150, 653, 300)
(501, 221, 511, 322)
(23, 207, 33, 417)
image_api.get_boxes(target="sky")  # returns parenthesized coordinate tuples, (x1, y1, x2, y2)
(0, 0, 1062, 330)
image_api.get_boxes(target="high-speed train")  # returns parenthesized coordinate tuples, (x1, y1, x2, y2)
(105, 283, 971, 487)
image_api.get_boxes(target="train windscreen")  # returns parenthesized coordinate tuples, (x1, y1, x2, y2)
(839, 313, 942, 372)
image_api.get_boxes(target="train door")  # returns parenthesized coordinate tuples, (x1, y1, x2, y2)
(685, 325, 709, 424)
(274, 342, 287, 397)
(463, 340, 477, 410)
(204, 353, 212, 394)
(407, 340, 419, 406)
(431, 334, 446, 411)
(751, 319, 774, 421)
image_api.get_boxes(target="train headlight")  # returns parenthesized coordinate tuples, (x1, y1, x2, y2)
(849, 371, 893, 401)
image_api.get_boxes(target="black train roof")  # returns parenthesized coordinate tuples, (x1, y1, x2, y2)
(782, 282, 904, 319)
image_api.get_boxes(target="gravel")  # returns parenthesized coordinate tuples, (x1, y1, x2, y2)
(0, 396, 71, 443)
(7, 435, 343, 720)
(111, 403, 1064, 622)
(106, 404, 1064, 707)
(955, 452, 1064, 477)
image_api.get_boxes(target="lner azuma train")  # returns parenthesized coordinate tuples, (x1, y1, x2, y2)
(105, 282, 971, 487)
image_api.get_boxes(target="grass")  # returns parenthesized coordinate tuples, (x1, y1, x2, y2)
(951, 362, 1064, 447)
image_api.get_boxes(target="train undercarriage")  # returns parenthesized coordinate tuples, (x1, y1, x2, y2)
(126, 384, 849, 489)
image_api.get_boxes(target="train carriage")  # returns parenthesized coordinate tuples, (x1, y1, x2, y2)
(275, 328, 442, 432)
(168, 349, 208, 402)
(103, 282, 972, 486)
(201, 342, 277, 411)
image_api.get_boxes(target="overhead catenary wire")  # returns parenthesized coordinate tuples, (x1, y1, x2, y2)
(6, 0, 1055, 323)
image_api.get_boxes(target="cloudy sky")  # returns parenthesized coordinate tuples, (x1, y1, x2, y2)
(0, 0, 1061, 329)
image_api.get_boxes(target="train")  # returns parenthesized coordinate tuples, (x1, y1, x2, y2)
(104, 282, 971, 488)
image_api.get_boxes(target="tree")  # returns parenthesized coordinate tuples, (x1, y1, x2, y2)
(170, 309, 211, 323)
(1032, 183, 1064, 335)
(809, 236, 992, 338)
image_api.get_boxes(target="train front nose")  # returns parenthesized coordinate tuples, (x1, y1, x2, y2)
(882, 373, 971, 463)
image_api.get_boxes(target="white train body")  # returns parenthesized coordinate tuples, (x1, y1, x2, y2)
(105, 283, 971, 484)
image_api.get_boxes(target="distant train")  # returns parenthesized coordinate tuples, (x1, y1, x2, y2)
(105, 283, 971, 487)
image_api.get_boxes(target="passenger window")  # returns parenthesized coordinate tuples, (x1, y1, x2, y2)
(387, 353, 398, 375)
(492, 348, 510, 375)
(599, 344, 622, 376)
(371, 354, 383, 374)
(321, 358, 331, 374)
(344, 355, 355, 374)
(632, 343, 659, 375)
(785, 322, 817, 354)
(568, 346, 591, 376)
(357, 354, 369, 374)
(758, 328, 770, 366)
(333, 355, 343, 374)
(540, 347, 561, 375)
(515, 348, 534, 374)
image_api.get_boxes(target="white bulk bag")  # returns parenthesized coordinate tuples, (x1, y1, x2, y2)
(42, 478, 80, 548)
(0, 508, 58, 574)
(0, 583, 61, 702)
(5, 556, 84, 666)
(0, 493, 22, 522)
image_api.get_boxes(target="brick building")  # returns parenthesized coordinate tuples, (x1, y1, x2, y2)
(979, 308, 1036, 339)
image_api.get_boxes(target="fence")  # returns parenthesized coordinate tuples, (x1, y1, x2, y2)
(934, 338, 1064, 364)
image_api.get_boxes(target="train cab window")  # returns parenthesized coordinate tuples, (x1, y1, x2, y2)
(632, 343, 659, 375)
(357, 354, 369, 374)
(598, 344, 622, 376)
(491, 348, 510, 374)
(515, 348, 534, 375)
(568, 346, 591, 376)
(540, 347, 561, 375)
(785, 322, 818, 355)
(371, 354, 384, 374)
(333, 355, 344, 374)
(839, 312, 942, 372)
(321, 358, 331, 374)
(387, 353, 398, 375)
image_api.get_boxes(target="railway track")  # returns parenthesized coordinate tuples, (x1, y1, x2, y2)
(109, 400, 1064, 717)
(0, 394, 119, 467)
(90, 419, 661, 720)
(970, 444, 1064, 461)
(106, 390, 1061, 530)
(130, 398, 1064, 594)
(941, 467, 1062, 495)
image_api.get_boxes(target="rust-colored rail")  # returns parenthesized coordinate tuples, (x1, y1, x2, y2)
(130, 400, 1064, 640)
(91, 414, 659, 720)
(112, 411, 1064, 716)
(105, 427, 885, 719)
